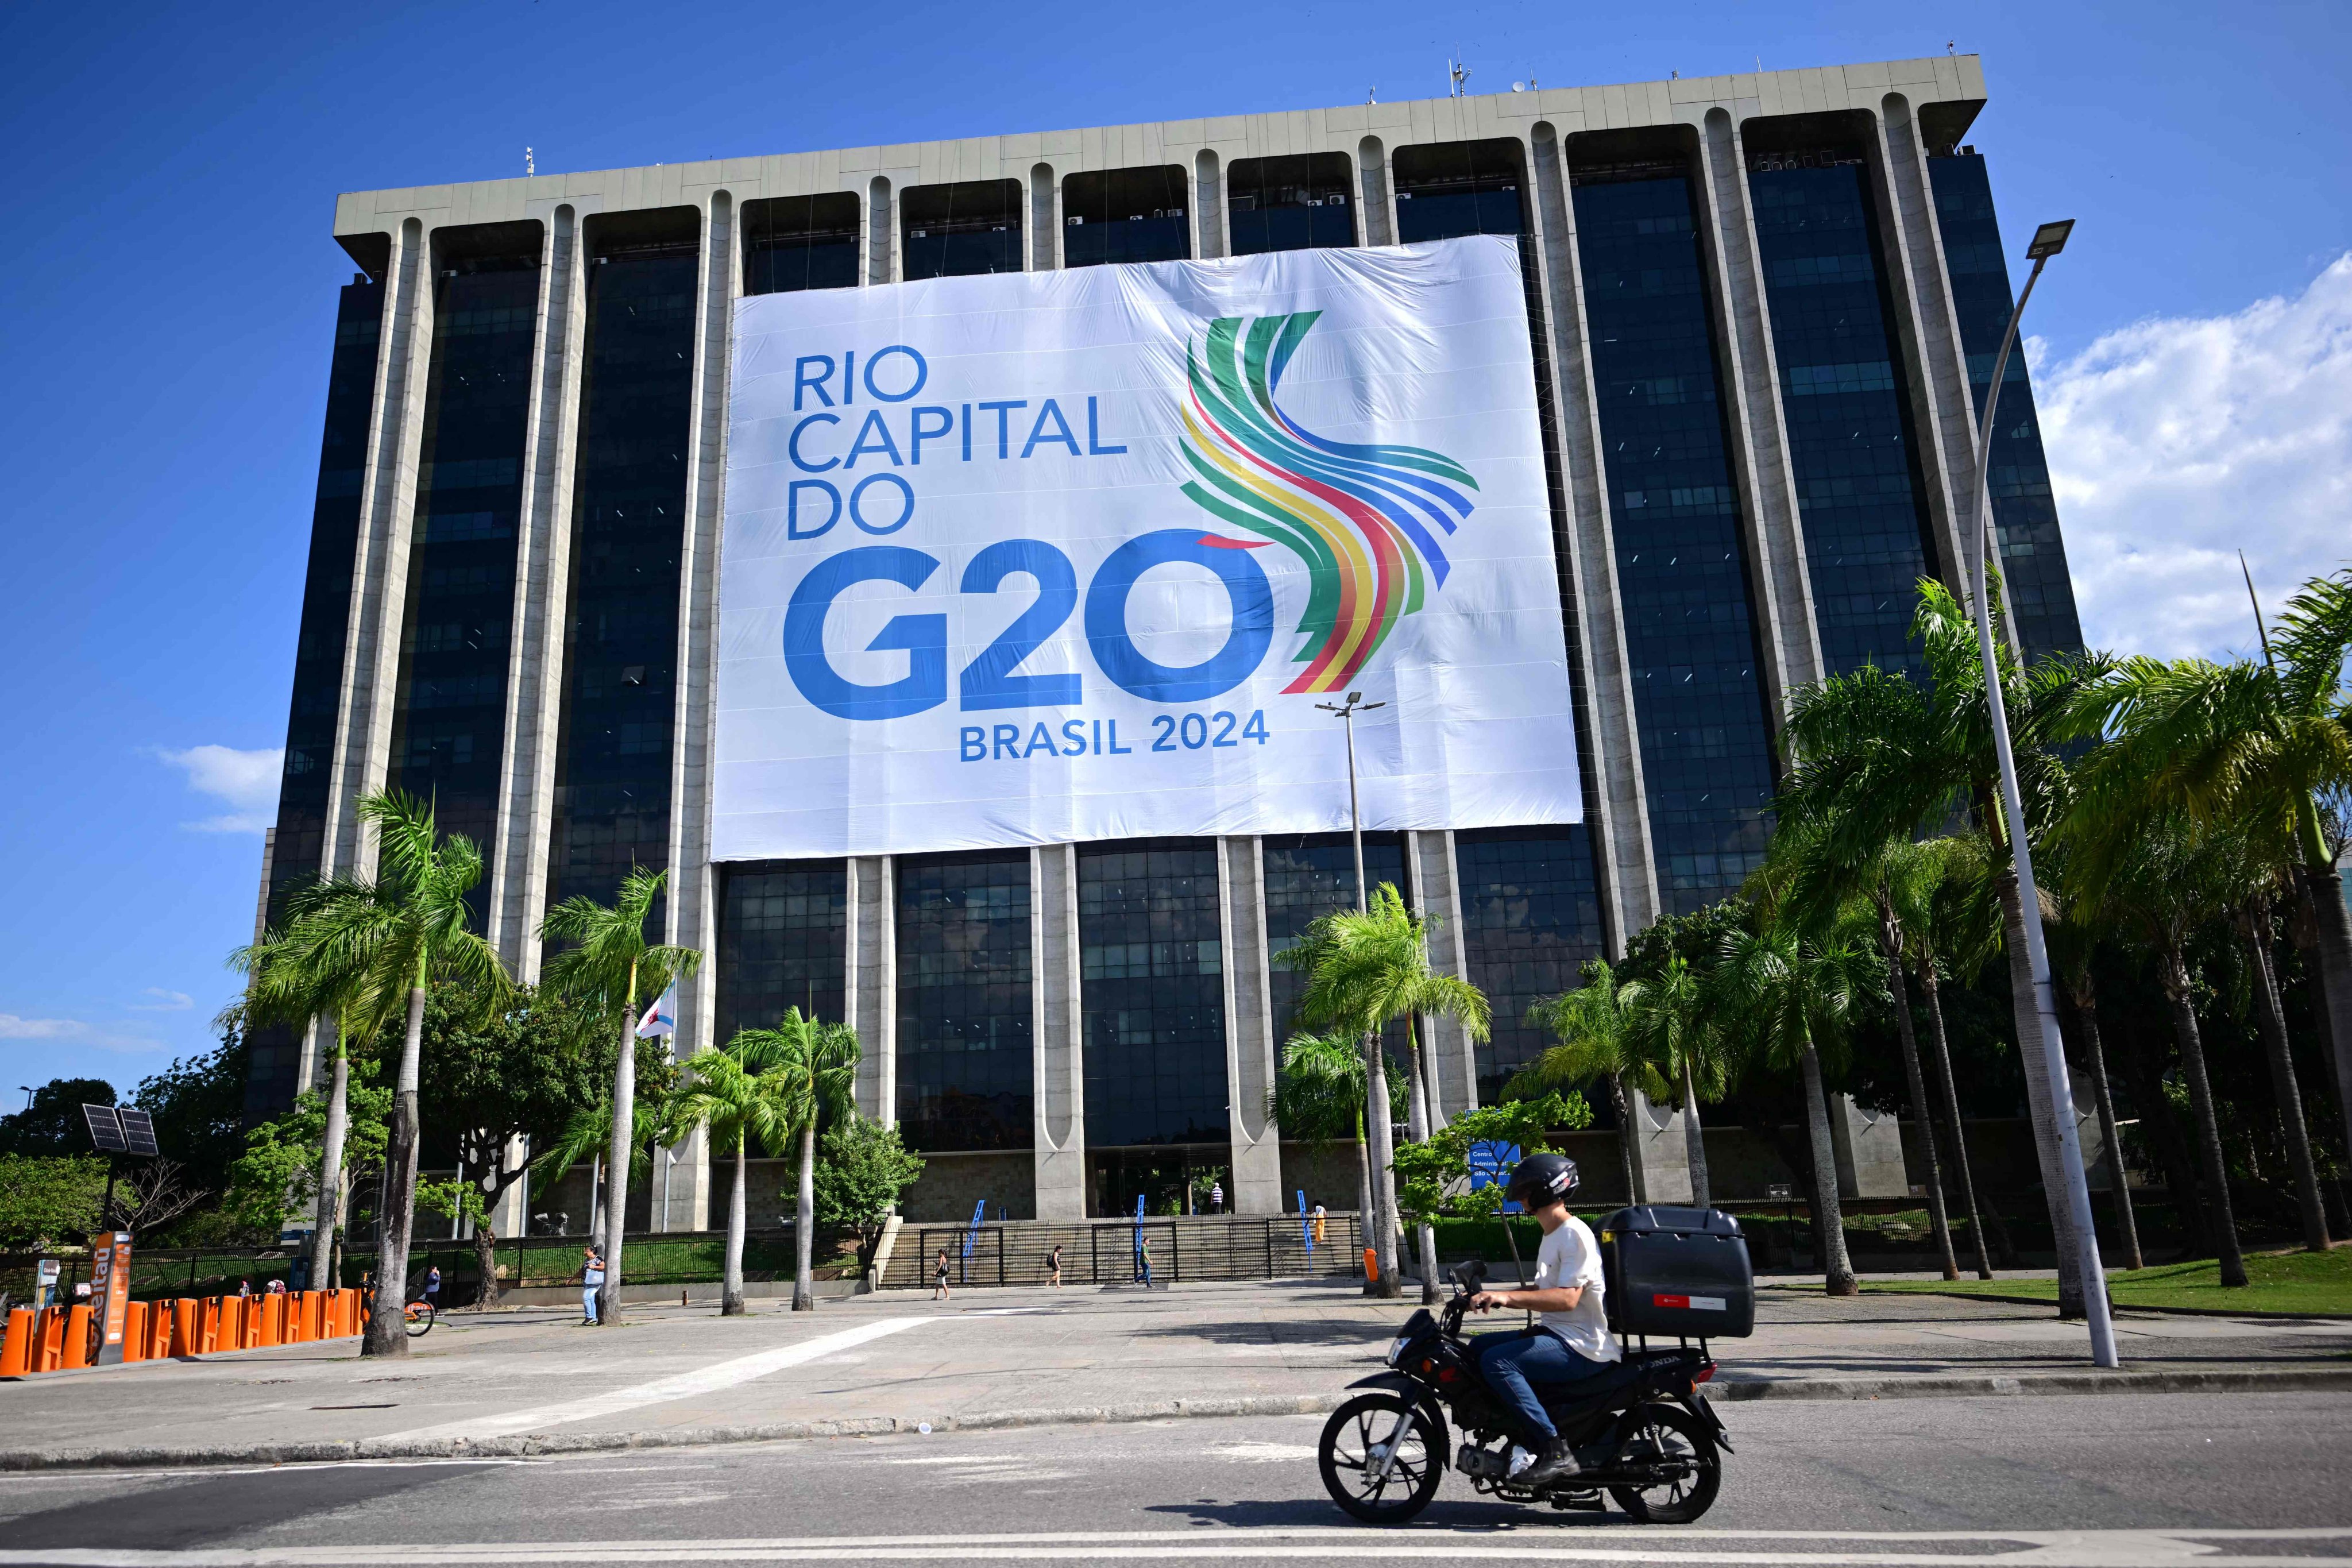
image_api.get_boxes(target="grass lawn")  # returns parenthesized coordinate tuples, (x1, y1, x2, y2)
(1859, 1246, 2352, 1316)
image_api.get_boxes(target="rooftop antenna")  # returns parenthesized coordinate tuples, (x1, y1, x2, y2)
(525, 146, 535, 176)
(1449, 53, 1470, 97)
(1368, 86, 1377, 105)
(1947, 39, 1957, 53)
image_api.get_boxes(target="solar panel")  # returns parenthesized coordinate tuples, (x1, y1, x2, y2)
(82, 1103, 128, 1153)
(118, 1108, 160, 1158)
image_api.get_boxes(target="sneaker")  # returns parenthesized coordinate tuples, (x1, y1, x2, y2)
(1517, 1438, 1583, 1486)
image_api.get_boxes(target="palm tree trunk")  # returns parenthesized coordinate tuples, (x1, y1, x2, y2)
(2110, 1013, 2209, 1253)
(2158, 948, 2249, 1287)
(793, 1122, 818, 1311)
(723, 1131, 747, 1315)
(309, 1027, 349, 1295)
(1880, 922, 1958, 1281)
(1352, 1116, 1372, 1258)
(2292, 830, 2352, 1180)
(1681, 1056, 1711, 1210)
(1798, 1042, 1857, 1296)
(602, 962, 638, 1326)
(1611, 1076, 1640, 1206)
(1992, 867, 2086, 1315)
(1917, 963, 1994, 1277)
(2246, 901, 2330, 1253)
(2067, 987, 2142, 1270)
(365, 980, 428, 1358)
(1362, 1035, 1401, 1298)
(1405, 1027, 1440, 1305)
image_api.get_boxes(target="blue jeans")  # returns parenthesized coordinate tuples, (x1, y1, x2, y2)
(1473, 1328, 1605, 1441)
(582, 1285, 600, 1323)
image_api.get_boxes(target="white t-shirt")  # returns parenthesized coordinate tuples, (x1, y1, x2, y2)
(1531, 1215, 1620, 1364)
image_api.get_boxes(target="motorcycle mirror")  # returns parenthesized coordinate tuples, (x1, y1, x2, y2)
(1449, 1259, 1488, 1292)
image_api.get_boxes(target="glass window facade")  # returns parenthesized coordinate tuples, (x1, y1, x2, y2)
(1572, 160, 1776, 912)
(1062, 167, 1191, 268)
(895, 851, 1034, 1150)
(1928, 152, 2085, 663)
(384, 237, 541, 921)
(714, 860, 847, 1045)
(1747, 144, 1938, 680)
(1392, 139, 1526, 241)
(1227, 153, 1355, 254)
(901, 180, 1022, 280)
(250, 271, 385, 1119)
(1261, 833, 1406, 1046)
(546, 227, 698, 910)
(1077, 840, 1226, 1149)
(743, 193, 862, 296)
(1457, 826, 1605, 1102)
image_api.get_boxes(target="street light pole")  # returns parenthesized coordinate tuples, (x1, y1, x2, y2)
(1317, 690, 1386, 914)
(1318, 690, 1396, 1296)
(1962, 218, 2118, 1370)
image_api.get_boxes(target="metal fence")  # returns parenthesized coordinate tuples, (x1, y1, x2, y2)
(883, 1213, 1367, 1289)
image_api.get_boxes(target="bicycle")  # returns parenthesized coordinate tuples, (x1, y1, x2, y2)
(356, 1275, 437, 1338)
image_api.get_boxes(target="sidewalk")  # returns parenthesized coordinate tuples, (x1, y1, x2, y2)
(5, 1277, 2348, 1470)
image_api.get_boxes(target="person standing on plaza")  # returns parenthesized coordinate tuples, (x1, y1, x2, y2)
(1210, 1181, 1224, 1215)
(1137, 1237, 1155, 1289)
(933, 1249, 952, 1301)
(1046, 1244, 1063, 1288)
(580, 1248, 605, 1326)
(423, 1264, 441, 1310)
(1311, 1204, 1327, 1247)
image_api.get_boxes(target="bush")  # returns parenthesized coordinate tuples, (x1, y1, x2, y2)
(0, 1155, 106, 1246)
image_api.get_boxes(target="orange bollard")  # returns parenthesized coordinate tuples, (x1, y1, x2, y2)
(60, 1306, 93, 1370)
(37, 1307, 65, 1372)
(1, 1307, 31, 1376)
(170, 1298, 198, 1357)
(122, 1302, 148, 1363)
(1362, 1246, 1380, 1283)
(148, 1302, 173, 1360)
(284, 1292, 306, 1345)
(256, 1295, 279, 1348)
(307, 1291, 326, 1341)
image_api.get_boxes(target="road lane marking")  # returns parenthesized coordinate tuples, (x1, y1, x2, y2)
(376, 1318, 931, 1443)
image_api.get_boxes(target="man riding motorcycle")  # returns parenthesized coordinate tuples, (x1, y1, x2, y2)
(1463, 1152, 1615, 1486)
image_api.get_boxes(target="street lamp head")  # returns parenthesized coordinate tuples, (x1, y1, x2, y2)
(1345, 691, 1361, 704)
(2026, 219, 2074, 261)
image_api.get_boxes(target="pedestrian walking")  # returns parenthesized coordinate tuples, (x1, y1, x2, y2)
(1046, 1244, 1063, 1288)
(424, 1265, 441, 1308)
(1210, 1181, 1224, 1215)
(580, 1248, 605, 1325)
(1137, 1237, 1155, 1289)
(237, 1279, 251, 1299)
(1311, 1204, 1327, 1246)
(933, 1248, 952, 1301)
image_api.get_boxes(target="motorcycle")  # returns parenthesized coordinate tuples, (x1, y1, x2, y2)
(1316, 1258, 1731, 1524)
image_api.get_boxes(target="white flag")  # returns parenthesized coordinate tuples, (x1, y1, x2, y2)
(634, 983, 677, 1040)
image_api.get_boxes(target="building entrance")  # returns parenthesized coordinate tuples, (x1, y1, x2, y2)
(1087, 1146, 1231, 1218)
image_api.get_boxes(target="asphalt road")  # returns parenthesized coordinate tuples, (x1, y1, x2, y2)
(1, 1390, 2347, 1564)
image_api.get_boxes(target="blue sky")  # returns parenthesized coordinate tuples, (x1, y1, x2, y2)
(2, 0, 2347, 1099)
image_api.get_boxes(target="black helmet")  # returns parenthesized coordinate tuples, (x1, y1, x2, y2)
(1504, 1152, 1579, 1210)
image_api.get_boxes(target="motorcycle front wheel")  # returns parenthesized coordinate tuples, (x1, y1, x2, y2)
(1606, 1401, 1720, 1523)
(1318, 1392, 1443, 1524)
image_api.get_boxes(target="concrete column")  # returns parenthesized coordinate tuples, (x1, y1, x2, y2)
(1524, 123, 1658, 949)
(867, 177, 895, 285)
(845, 855, 896, 1123)
(1031, 843, 1087, 1219)
(1221, 835, 1281, 1215)
(1408, 831, 1478, 1122)
(1694, 112, 1824, 711)
(322, 215, 434, 882)
(1029, 162, 1059, 271)
(491, 203, 586, 977)
(1192, 150, 1225, 261)
(1628, 1088, 1696, 1206)
(1357, 136, 1395, 246)
(1830, 1097, 1909, 1200)
(1861, 98, 1978, 597)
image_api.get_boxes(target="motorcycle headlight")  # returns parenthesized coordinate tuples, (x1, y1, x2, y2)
(1386, 1332, 1412, 1366)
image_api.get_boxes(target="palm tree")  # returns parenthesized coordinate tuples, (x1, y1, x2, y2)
(1624, 956, 1728, 1208)
(334, 791, 508, 1357)
(1709, 923, 1883, 1296)
(1270, 1030, 1395, 1231)
(655, 1046, 789, 1315)
(1913, 834, 2007, 1275)
(2055, 802, 2254, 1287)
(1762, 822, 1962, 1282)
(1778, 588, 2106, 1314)
(735, 1010, 861, 1311)
(2235, 886, 2331, 1253)
(1518, 960, 1666, 1206)
(2061, 569, 2352, 1163)
(539, 866, 703, 1326)
(2039, 884, 2145, 1273)
(1288, 885, 1491, 1301)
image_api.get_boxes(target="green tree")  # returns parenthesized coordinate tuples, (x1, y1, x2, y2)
(130, 1029, 251, 1204)
(1710, 922, 1884, 1296)
(1391, 1093, 1593, 1223)
(1621, 955, 1727, 1209)
(659, 1042, 792, 1315)
(0, 1080, 118, 1157)
(1270, 1029, 1405, 1229)
(340, 790, 509, 1356)
(813, 1117, 925, 1273)
(0, 1155, 106, 1246)
(223, 1057, 391, 1250)
(735, 1010, 861, 1312)
(539, 866, 701, 1325)
(1517, 960, 1664, 1206)
(1285, 883, 1490, 1301)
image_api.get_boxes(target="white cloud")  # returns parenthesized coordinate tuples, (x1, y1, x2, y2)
(2033, 253, 2352, 662)
(155, 743, 283, 834)
(131, 988, 193, 1012)
(0, 1014, 87, 1039)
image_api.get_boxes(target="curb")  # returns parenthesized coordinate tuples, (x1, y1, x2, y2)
(4, 1366, 2350, 1473)
(1852, 1285, 2352, 1322)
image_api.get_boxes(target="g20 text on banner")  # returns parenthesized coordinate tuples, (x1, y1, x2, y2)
(713, 235, 1580, 860)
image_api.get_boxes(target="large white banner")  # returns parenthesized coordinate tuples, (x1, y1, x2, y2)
(713, 235, 1580, 860)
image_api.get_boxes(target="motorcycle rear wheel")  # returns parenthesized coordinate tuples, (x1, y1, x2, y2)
(1318, 1392, 1443, 1524)
(1606, 1402, 1719, 1523)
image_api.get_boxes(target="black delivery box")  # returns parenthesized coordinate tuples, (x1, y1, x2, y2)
(1599, 1206, 1755, 1338)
